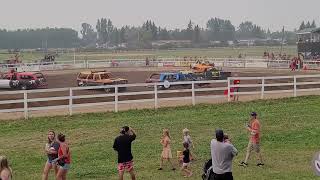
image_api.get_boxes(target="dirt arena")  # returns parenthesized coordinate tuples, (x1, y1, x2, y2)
(0, 67, 319, 119)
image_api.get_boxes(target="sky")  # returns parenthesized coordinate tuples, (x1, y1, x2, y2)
(0, 0, 319, 32)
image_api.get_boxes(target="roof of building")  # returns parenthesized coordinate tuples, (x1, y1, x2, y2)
(296, 27, 320, 35)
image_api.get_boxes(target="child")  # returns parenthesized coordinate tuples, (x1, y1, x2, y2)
(180, 142, 192, 177)
(183, 128, 195, 160)
(158, 129, 175, 170)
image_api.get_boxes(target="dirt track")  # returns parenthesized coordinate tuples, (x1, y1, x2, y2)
(0, 67, 319, 119)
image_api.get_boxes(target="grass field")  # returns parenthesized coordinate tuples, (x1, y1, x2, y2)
(0, 95, 319, 179)
(0, 46, 297, 63)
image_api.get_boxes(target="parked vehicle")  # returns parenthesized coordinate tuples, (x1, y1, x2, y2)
(76, 70, 128, 92)
(0, 71, 47, 90)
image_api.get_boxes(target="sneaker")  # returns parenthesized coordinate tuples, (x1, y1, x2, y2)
(257, 163, 264, 167)
(239, 161, 248, 167)
(158, 168, 163, 170)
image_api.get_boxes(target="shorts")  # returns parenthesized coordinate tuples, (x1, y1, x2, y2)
(118, 161, 134, 172)
(212, 172, 233, 180)
(247, 142, 260, 153)
(59, 163, 70, 170)
(182, 162, 190, 168)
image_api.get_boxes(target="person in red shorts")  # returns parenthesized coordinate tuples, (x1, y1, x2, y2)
(113, 126, 136, 180)
(239, 112, 264, 167)
(233, 74, 240, 101)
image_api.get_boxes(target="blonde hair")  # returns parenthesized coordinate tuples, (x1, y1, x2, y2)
(162, 129, 171, 139)
(183, 128, 189, 135)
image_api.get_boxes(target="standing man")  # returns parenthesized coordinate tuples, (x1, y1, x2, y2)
(233, 74, 240, 101)
(210, 129, 238, 180)
(239, 112, 264, 167)
(113, 126, 136, 180)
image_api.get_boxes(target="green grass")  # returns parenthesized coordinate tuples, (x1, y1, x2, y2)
(0, 96, 319, 180)
(0, 46, 297, 63)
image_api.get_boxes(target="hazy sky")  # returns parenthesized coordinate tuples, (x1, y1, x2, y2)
(1, 0, 319, 32)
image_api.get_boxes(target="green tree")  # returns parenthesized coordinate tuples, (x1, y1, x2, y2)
(193, 25, 201, 43)
(311, 20, 317, 28)
(81, 23, 97, 47)
(299, 21, 306, 30)
(186, 20, 194, 41)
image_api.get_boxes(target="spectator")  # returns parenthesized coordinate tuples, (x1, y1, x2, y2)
(53, 133, 71, 180)
(233, 74, 240, 101)
(42, 130, 60, 180)
(183, 128, 195, 160)
(113, 126, 136, 180)
(210, 129, 238, 180)
(145, 57, 150, 66)
(158, 129, 176, 171)
(180, 142, 192, 177)
(0, 156, 12, 180)
(239, 112, 264, 167)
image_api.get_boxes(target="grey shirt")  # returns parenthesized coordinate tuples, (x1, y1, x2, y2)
(210, 139, 238, 174)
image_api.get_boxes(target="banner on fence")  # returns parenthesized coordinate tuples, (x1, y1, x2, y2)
(224, 61, 244, 68)
(17, 65, 40, 72)
(245, 62, 268, 68)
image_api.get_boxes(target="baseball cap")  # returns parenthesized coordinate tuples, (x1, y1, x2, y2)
(251, 112, 257, 116)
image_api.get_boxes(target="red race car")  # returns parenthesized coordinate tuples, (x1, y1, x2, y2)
(0, 71, 48, 90)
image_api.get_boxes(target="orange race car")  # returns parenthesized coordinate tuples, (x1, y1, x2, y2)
(190, 62, 215, 73)
(76, 70, 128, 92)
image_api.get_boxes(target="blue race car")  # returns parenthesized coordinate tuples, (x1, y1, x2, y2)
(145, 71, 195, 89)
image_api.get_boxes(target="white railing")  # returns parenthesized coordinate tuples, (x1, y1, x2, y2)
(0, 74, 320, 119)
(1, 57, 320, 72)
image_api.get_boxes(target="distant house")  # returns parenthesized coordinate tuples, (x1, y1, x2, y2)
(296, 27, 320, 58)
(151, 40, 192, 48)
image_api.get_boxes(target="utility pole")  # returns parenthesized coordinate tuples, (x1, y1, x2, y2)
(280, 26, 285, 55)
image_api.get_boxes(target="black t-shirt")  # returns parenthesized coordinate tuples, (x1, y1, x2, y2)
(183, 149, 190, 163)
(48, 142, 60, 161)
(113, 134, 136, 163)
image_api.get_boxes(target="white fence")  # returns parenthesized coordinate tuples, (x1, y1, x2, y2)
(1, 57, 320, 73)
(0, 74, 320, 119)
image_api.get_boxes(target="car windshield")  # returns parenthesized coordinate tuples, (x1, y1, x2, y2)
(78, 73, 89, 79)
(150, 74, 160, 79)
(35, 73, 44, 79)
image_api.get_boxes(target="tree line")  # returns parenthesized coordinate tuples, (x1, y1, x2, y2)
(0, 28, 79, 49)
(0, 18, 317, 49)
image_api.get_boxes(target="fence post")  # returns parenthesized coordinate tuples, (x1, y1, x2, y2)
(24, 91, 28, 119)
(69, 88, 73, 116)
(294, 76, 297, 97)
(115, 86, 118, 112)
(227, 77, 231, 102)
(192, 82, 195, 106)
(86, 60, 89, 69)
(154, 84, 158, 109)
(261, 77, 265, 99)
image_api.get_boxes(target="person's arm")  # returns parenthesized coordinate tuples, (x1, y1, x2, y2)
(113, 139, 118, 152)
(188, 136, 194, 148)
(230, 145, 238, 157)
(129, 127, 136, 141)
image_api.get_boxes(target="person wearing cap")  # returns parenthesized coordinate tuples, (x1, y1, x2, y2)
(210, 129, 238, 180)
(113, 126, 136, 180)
(239, 112, 264, 167)
(233, 74, 240, 101)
